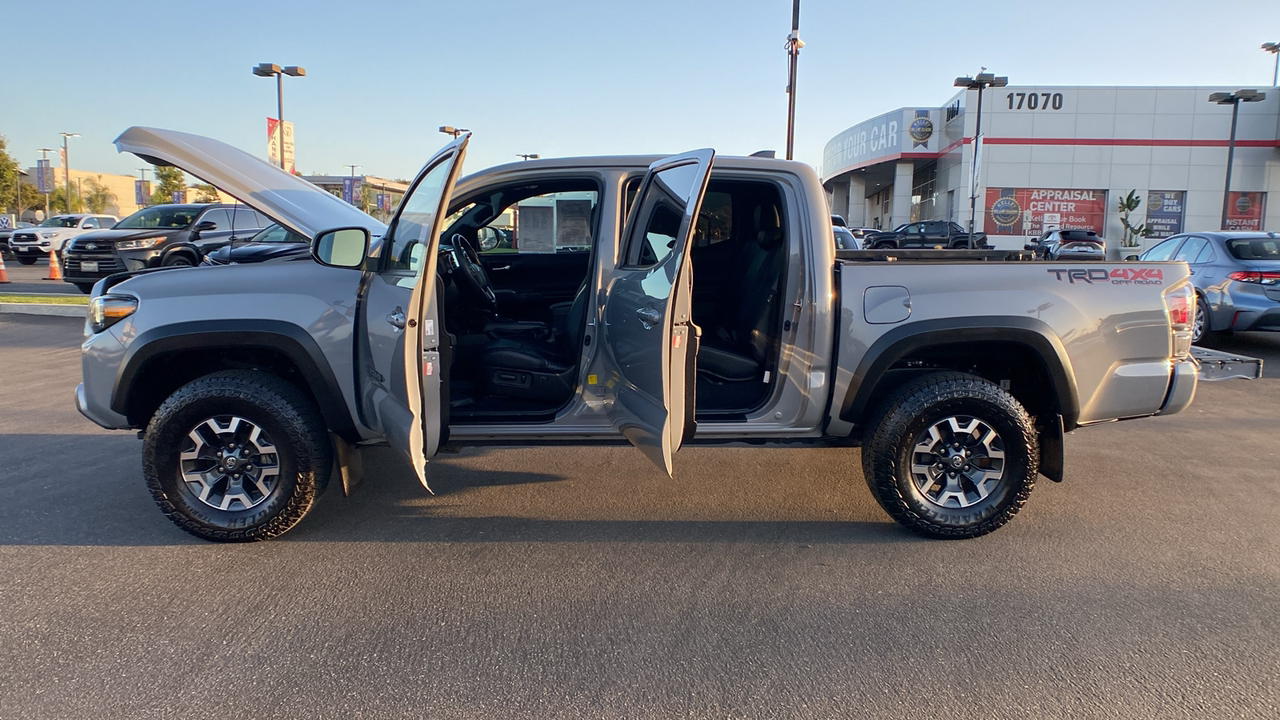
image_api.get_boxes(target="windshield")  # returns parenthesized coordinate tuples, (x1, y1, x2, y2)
(248, 224, 309, 244)
(116, 206, 202, 229)
(39, 216, 80, 228)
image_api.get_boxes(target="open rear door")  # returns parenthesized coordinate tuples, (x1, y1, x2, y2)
(593, 149, 714, 475)
(368, 135, 469, 491)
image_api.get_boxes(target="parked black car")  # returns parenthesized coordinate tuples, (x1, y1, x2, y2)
(63, 204, 270, 292)
(864, 220, 988, 249)
(1025, 229, 1105, 260)
(201, 223, 310, 265)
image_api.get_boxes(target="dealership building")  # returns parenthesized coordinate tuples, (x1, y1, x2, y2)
(822, 84, 1280, 254)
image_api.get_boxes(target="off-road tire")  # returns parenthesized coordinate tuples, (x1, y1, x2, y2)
(143, 370, 332, 542)
(862, 371, 1038, 539)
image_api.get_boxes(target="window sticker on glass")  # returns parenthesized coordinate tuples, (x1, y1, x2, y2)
(517, 204, 555, 253)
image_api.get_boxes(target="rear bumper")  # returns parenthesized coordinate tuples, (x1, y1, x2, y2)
(1157, 358, 1198, 416)
(1229, 305, 1280, 332)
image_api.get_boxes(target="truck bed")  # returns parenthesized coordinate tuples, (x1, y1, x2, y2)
(836, 249, 1034, 262)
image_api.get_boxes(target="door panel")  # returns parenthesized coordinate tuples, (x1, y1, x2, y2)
(480, 250, 590, 318)
(590, 149, 714, 475)
(357, 135, 469, 492)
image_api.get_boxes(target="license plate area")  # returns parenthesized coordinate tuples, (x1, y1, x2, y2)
(81, 260, 98, 272)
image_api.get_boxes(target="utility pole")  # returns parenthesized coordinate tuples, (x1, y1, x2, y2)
(784, 0, 803, 161)
(59, 132, 80, 213)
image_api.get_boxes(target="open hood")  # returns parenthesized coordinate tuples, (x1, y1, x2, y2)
(114, 126, 385, 239)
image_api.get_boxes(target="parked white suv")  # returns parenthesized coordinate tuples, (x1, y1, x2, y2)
(9, 214, 118, 264)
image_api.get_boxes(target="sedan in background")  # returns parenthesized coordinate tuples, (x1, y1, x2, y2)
(201, 223, 310, 265)
(0, 221, 34, 258)
(1138, 231, 1280, 344)
(833, 225, 861, 250)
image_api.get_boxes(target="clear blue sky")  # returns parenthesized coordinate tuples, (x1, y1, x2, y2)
(2, 0, 1276, 182)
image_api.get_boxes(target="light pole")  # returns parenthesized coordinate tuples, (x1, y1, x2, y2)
(59, 132, 79, 213)
(1263, 43, 1279, 87)
(252, 63, 306, 170)
(439, 126, 469, 138)
(517, 153, 539, 161)
(36, 148, 54, 219)
(1209, 89, 1267, 230)
(345, 164, 362, 210)
(784, 0, 803, 160)
(954, 71, 1008, 248)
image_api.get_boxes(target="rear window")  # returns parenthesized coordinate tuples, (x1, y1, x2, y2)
(1059, 230, 1099, 241)
(1225, 238, 1280, 260)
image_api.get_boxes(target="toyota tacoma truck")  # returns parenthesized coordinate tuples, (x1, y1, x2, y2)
(76, 127, 1262, 543)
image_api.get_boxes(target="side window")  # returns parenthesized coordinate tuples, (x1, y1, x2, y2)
(500, 190, 598, 254)
(1191, 241, 1216, 265)
(1141, 237, 1183, 262)
(232, 208, 262, 229)
(82, 218, 99, 229)
(1173, 237, 1207, 263)
(622, 162, 704, 268)
(693, 191, 731, 248)
(385, 157, 453, 273)
(97, 216, 116, 228)
(926, 221, 945, 234)
(199, 209, 232, 229)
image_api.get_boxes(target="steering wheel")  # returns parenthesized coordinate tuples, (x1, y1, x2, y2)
(449, 233, 497, 311)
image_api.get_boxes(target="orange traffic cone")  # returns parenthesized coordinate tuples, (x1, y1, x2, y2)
(0, 252, 10, 283)
(45, 246, 63, 281)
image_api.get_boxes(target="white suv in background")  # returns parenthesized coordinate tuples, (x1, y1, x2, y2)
(9, 214, 119, 264)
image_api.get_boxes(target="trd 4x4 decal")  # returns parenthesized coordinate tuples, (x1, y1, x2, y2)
(1047, 268, 1164, 286)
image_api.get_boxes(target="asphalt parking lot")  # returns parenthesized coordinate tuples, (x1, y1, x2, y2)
(1, 314, 1277, 719)
(0, 258, 81, 295)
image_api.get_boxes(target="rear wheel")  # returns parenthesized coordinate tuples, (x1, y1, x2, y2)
(862, 372, 1038, 539)
(143, 370, 332, 542)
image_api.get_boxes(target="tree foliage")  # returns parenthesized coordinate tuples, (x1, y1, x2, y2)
(150, 165, 186, 204)
(193, 183, 220, 203)
(83, 176, 117, 213)
(0, 134, 21, 217)
(1117, 190, 1150, 248)
(50, 184, 85, 213)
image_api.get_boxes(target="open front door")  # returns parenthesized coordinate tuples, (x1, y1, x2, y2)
(362, 135, 469, 492)
(594, 149, 714, 475)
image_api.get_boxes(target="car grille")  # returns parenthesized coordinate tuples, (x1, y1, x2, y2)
(11, 232, 38, 243)
(63, 251, 125, 275)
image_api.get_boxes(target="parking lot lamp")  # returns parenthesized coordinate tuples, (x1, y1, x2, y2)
(1263, 43, 1279, 86)
(954, 72, 1008, 248)
(517, 153, 539, 161)
(439, 126, 469, 138)
(59, 133, 79, 213)
(252, 63, 306, 170)
(1209, 89, 1267, 230)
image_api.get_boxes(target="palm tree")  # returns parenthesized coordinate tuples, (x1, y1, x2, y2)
(83, 176, 116, 214)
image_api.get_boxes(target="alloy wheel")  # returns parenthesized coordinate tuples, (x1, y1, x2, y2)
(178, 415, 281, 511)
(909, 415, 1006, 509)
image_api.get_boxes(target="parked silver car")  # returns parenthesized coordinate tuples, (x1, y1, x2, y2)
(1025, 229, 1105, 260)
(1138, 232, 1280, 344)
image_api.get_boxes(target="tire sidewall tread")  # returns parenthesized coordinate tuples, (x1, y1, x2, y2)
(862, 371, 1039, 539)
(143, 370, 331, 542)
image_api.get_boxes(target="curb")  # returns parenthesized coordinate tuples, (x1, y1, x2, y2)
(0, 303, 86, 318)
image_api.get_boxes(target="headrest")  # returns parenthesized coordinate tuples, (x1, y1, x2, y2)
(753, 204, 784, 249)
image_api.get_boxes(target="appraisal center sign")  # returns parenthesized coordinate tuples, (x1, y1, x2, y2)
(985, 188, 1108, 236)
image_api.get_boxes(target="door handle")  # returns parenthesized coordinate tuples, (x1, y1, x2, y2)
(490, 264, 512, 271)
(636, 307, 662, 329)
(387, 308, 406, 329)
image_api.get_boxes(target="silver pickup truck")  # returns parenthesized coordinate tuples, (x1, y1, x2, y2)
(77, 127, 1261, 543)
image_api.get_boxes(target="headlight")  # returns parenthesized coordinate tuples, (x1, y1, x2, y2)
(88, 295, 138, 334)
(116, 236, 164, 250)
(39, 231, 57, 238)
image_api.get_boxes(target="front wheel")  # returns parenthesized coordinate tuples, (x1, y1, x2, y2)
(16, 256, 37, 265)
(74, 282, 94, 294)
(162, 254, 195, 267)
(143, 370, 332, 542)
(862, 372, 1038, 539)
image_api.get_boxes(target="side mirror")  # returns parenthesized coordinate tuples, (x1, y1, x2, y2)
(312, 227, 369, 268)
(194, 221, 217, 232)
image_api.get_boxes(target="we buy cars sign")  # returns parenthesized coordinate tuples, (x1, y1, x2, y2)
(985, 188, 1108, 236)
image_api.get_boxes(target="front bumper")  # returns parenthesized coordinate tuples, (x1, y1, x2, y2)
(77, 325, 133, 429)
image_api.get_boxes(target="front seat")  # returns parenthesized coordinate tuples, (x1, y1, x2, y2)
(475, 283, 589, 404)
(697, 203, 786, 383)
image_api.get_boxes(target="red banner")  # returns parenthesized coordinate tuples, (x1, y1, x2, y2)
(1224, 192, 1266, 231)
(985, 188, 1108, 236)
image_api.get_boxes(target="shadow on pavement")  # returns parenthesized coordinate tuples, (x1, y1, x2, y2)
(0, 435, 908, 548)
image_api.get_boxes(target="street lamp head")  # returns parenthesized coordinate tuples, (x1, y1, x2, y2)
(60, 132, 80, 139)
(954, 76, 974, 88)
(439, 126, 456, 135)
(991, 76, 1009, 88)
(283, 66, 306, 77)
(1262, 42, 1279, 53)
(1208, 92, 1233, 103)
(1239, 89, 1267, 102)
(975, 72, 995, 84)
(253, 63, 282, 77)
